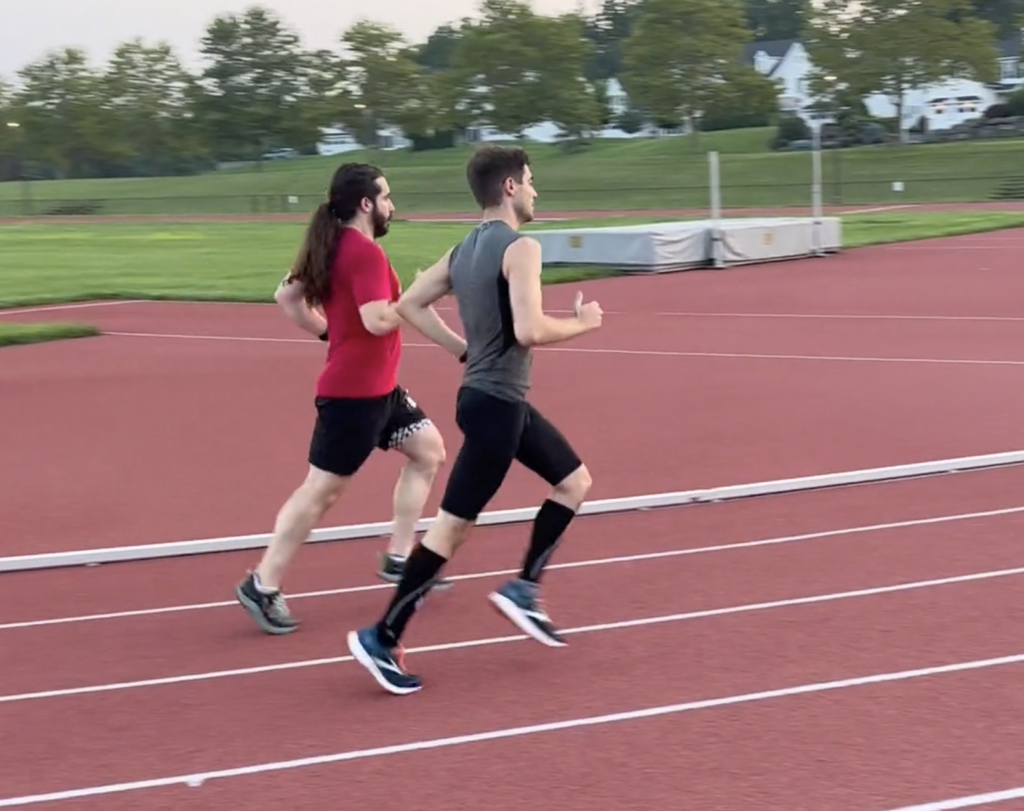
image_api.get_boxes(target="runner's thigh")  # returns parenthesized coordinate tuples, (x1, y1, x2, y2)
(309, 394, 392, 477)
(514, 403, 583, 487)
(439, 388, 527, 521)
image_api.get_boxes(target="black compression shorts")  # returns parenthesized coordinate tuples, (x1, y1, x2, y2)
(439, 386, 582, 521)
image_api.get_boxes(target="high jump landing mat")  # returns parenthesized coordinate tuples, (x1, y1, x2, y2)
(529, 216, 843, 273)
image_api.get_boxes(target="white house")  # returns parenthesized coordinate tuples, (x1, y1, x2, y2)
(745, 30, 1024, 132)
(314, 29, 1023, 152)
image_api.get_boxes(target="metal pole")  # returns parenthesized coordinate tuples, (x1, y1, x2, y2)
(811, 123, 823, 256)
(708, 150, 723, 268)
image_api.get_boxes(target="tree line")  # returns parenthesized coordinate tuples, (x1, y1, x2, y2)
(0, 0, 1019, 181)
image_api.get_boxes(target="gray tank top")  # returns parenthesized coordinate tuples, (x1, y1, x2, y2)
(447, 220, 532, 402)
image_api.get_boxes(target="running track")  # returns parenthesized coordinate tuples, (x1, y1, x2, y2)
(3, 227, 1024, 809)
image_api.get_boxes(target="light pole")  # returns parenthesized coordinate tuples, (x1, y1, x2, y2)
(5, 121, 29, 215)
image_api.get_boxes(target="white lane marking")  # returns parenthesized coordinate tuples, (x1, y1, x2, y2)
(645, 311, 1024, 323)
(5, 503, 1024, 632)
(1, 651, 1022, 807)
(872, 786, 1024, 810)
(0, 300, 143, 317)
(102, 330, 1024, 366)
(4, 563, 1023, 703)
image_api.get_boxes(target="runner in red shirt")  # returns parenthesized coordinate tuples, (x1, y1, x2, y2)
(235, 163, 469, 635)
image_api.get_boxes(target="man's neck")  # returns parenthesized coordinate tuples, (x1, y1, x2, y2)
(341, 219, 375, 241)
(480, 207, 520, 231)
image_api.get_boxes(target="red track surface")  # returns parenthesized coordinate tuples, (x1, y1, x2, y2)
(3, 228, 1024, 555)
(3, 228, 1024, 809)
(4, 470, 1024, 809)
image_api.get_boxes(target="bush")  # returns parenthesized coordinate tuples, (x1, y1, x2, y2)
(1006, 89, 1024, 117)
(614, 108, 645, 134)
(984, 103, 1012, 118)
(771, 114, 811, 149)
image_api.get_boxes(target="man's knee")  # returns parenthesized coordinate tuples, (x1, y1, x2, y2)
(404, 423, 447, 471)
(304, 465, 350, 509)
(553, 464, 592, 506)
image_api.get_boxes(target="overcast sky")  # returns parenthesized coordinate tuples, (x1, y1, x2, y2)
(1, 0, 598, 80)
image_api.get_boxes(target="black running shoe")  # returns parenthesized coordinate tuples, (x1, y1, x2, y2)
(377, 551, 453, 591)
(488, 579, 567, 647)
(235, 571, 298, 635)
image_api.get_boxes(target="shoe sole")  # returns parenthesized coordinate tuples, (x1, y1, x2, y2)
(487, 592, 568, 648)
(235, 586, 298, 636)
(346, 631, 423, 696)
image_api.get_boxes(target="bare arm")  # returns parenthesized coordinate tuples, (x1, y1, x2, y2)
(505, 238, 601, 346)
(395, 250, 468, 360)
(358, 300, 402, 336)
(274, 273, 328, 339)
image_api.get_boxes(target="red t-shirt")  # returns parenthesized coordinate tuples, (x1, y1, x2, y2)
(315, 228, 401, 399)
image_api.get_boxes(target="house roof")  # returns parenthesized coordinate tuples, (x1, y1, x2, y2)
(742, 39, 795, 63)
(742, 39, 796, 77)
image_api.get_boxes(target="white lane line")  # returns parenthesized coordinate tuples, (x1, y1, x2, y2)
(873, 787, 1024, 810)
(1, 651, 1022, 807)
(93, 299, 1024, 322)
(0, 300, 142, 317)
(104, 331, 310, 343)
(645, 311, 1024, 323)
(102, 331, 1024, 366)
(5, 503, 1024, 632)
(4, 563, 1023, 704)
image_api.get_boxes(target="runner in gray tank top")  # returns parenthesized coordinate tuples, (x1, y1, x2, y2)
(347, 145, 605, 695)
(449, 218, 532, 402)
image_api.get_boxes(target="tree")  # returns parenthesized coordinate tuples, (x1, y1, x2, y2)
(415, 23, 466, 72)
(531, 13, 603, 139)
(0, 79, 22, 182)
(288, 48, 349, 153)
(451, 0, 547, 136)
(961, 0, 1024, 39)
(584, 0, 642, 80)
(744, 0, 811, 40)
(700, 64, 782, 130)
(803, 0, 1000, 139)
(196, 6, 308, 161)
(451, 0, 602, 138)
(340, 21, 438, 143)
(621, 0, 752, 133)
(102, 40, 208, 174)
(14, 47, 109, 178)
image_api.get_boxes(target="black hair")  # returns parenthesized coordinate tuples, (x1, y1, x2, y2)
(287, 162, 384, 305)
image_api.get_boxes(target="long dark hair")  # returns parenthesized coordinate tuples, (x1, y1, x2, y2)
(288, 162, 384, 306)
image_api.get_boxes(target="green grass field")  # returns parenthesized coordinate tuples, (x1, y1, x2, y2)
(0, 322, 100, 348)
(2, 210, 1023, 318)
(1, 130, 1022, 217)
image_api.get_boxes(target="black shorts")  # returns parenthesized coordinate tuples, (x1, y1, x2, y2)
(308, 386, 431, 477)
(440, 386, 583, 521)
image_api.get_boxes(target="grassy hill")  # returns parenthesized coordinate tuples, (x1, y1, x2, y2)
(1, 128, 1022, 217)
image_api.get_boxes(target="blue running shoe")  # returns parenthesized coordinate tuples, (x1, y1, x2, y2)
(488, 579, 567, 648)
(347, 627, 423, 695)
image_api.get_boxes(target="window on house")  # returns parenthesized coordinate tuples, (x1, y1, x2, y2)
(1000, 60, 1019, 80)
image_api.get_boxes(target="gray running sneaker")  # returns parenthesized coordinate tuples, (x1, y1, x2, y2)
(235, 571, 298, 635)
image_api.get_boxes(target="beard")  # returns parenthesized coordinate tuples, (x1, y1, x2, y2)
(372, 203, 391, 238)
